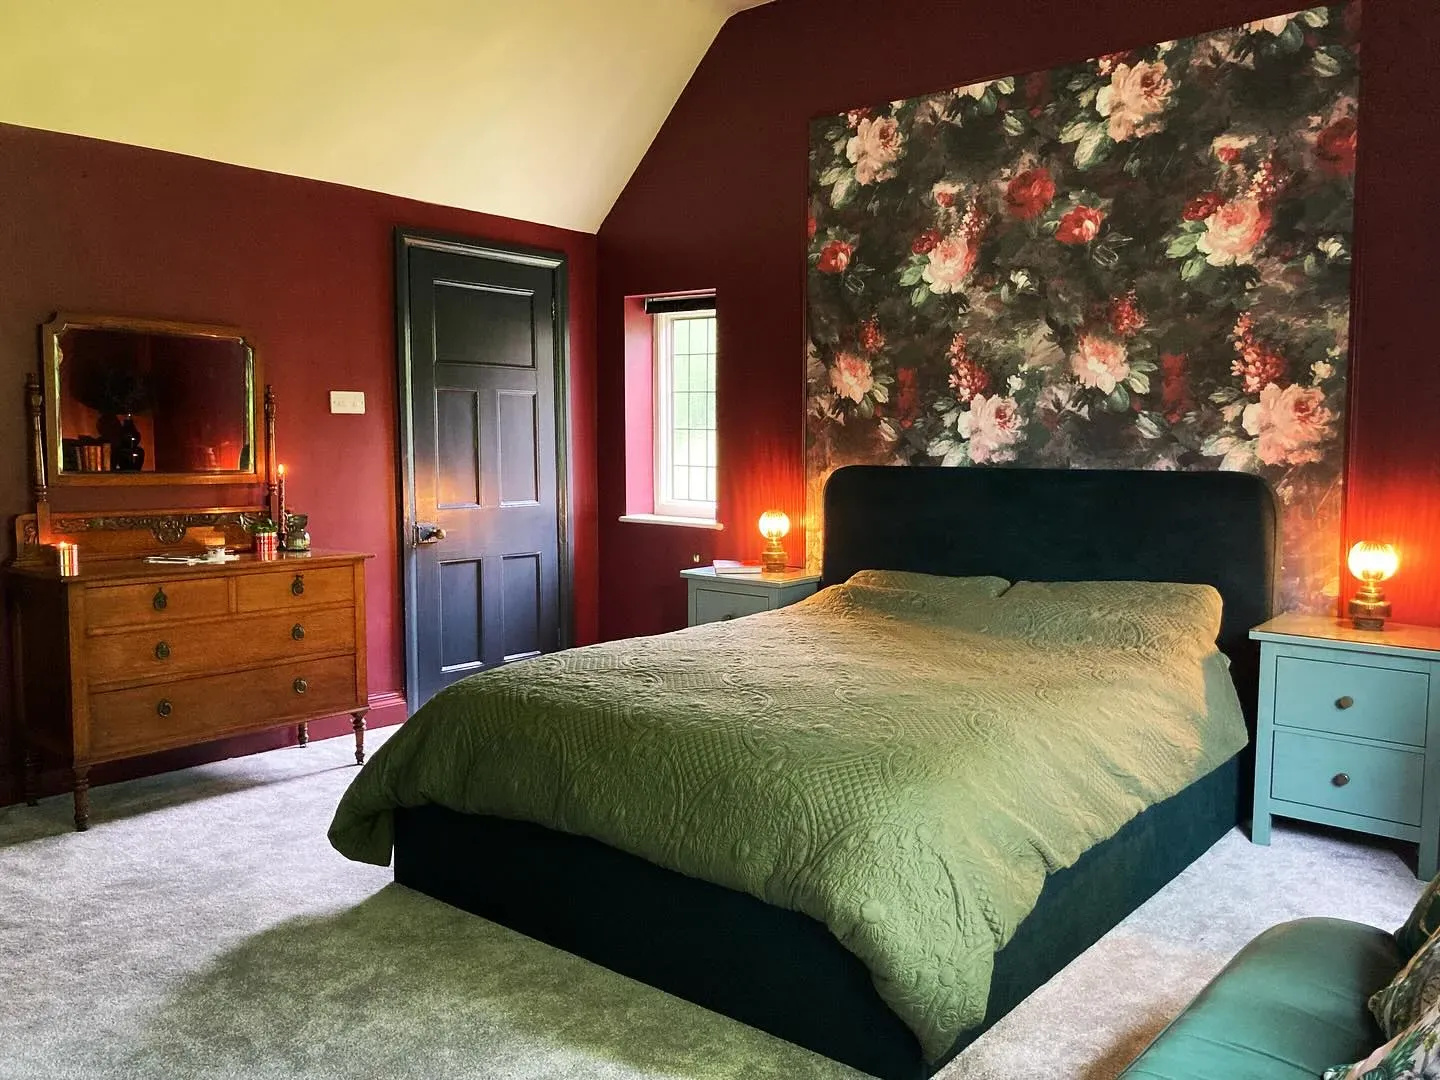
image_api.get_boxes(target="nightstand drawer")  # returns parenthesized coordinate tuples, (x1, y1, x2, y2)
(1274, 656, 1429, 746)
(693, 588, 771, 624)
(1271, 730, 1424, 826)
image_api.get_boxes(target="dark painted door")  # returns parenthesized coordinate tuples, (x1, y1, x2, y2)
(400, 240, 564, 709)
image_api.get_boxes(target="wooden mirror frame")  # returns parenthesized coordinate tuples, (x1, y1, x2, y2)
(41, 313, 266, 487)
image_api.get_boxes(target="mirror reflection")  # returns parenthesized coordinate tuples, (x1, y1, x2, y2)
(55, 325, 254, 476)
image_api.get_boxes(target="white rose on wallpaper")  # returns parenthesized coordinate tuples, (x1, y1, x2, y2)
(958, 394, 1024, 463)
(846, 116, 903, 185)
(1070, 334, 1131, 394)
(829, 351, 875, 403)
(1246, 14, 1297, 34)
(1197, 196, 1272, 265)
(922, 232, 977, 293)
(1096, 60, 1173, 141)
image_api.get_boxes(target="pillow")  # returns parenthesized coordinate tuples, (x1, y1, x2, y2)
(982, 580, 1224, 657)
(1397, 875, 1440, 957)
(843, 570, 1010, 597)
(1324, 999, 1440, 1079)
(1372, 926, 1440, 1038)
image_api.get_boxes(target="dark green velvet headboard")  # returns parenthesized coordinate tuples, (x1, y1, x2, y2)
(820, 466, 1279, 715)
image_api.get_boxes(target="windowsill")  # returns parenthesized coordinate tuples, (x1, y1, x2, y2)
(619, 513, 724, 531)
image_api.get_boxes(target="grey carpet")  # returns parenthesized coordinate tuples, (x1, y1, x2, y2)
(0, 731, 1423, 1080)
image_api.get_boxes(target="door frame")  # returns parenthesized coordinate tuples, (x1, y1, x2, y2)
(394, 228, 575, 714)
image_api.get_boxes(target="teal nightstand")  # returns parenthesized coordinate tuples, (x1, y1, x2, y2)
(1251, 614, 1440, 879)
(681, 567, 820, 627)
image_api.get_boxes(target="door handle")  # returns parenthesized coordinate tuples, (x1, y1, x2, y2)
(415, 522, 447, 546)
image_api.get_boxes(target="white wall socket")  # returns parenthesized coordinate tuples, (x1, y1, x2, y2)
(330, 390, 366, 414)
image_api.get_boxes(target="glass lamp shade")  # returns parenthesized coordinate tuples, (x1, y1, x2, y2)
(758, 510, 791, 540)
(1347, 541, 1399, 582)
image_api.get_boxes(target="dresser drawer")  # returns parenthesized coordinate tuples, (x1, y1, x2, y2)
(86, 578, 230, 629)
(693, 587, 771, 624)
(86, 606, 356, 687)
(1271, 730, 1424, 826)
(88, 655, 359, 760)
(1274, 656, 1429, 747)
(236, 566, 354, 612)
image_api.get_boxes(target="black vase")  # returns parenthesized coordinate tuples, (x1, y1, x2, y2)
(113, 415, 145, 472)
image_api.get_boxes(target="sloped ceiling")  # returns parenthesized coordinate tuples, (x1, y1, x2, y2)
(0, 0, 771, 232)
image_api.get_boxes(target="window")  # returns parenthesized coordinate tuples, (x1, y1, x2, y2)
(651, 300, 717, 521)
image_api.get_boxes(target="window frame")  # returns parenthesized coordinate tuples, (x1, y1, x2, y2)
(651, 307, 718, 522)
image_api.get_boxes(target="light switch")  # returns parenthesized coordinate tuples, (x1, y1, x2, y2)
(330, 390, 366, 414)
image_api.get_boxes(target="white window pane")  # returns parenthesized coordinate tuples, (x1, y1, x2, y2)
(688, 467, 707, 499)
(673, 429, 689, 467)
(672, 466, 687, 499)
(703, 393, 716, 427)
(706, 318, 717, 352)
(674, 354, 691, 392)
(705, 468, 716, 502)
(707, 431, 717, 466)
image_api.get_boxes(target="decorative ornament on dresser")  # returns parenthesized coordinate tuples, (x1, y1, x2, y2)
(6, 314, 373, 831)
(805, 4, 1359, 613)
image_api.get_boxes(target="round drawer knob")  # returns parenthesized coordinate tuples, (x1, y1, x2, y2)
(291, 624, 305, 641)
(152, 588, 168, 611)
(156, 699, 173, 718)
(290, 575, 305, 597)
(293, 677, 308, 695)
(1332, 772, 1351, 788)
(1335, 696, 1355, 710)
(154, 641, 171, 660)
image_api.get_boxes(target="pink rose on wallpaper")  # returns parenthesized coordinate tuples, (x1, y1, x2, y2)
(1242, 383, 1335, 466)
(1197, 197, 1271, 266)
(1246, 14, 1296, 35)
(816, 240, 853, 273)
(829, 351, 875, 403)
(1004, 168, 1057, 220)
(1096, 60, 1173, 141)
(958, 394, 1024, 463)
(846, 116, 903, 185)
(1071, 333, 1130, 394)
(922, 232, 977, 293)
(1055, 205, 1105, 245)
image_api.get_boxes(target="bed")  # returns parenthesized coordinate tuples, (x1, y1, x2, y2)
(332, 466, 1277, 1080)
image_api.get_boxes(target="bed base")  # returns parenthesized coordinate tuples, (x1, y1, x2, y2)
(394, 756, 1239, 1080)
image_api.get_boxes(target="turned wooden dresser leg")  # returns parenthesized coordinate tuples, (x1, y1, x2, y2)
(22, 750, 40, 807)
(72, 766, 91, 831)
(351, 710, 368, 765)
(296, 721, 309, 747)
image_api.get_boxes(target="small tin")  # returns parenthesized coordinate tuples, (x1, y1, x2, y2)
(253, 531, 279, 560)
(56, 541, 80, 577)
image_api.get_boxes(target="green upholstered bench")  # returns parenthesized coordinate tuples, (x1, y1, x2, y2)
(1119, 917, 1403, 1080)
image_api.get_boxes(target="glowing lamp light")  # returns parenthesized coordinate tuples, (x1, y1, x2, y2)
(1347, 541, 1399, 630)
(758, 510, 791, 573)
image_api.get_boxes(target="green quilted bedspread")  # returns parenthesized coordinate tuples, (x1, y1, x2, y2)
(329, 573, 1248, 1060)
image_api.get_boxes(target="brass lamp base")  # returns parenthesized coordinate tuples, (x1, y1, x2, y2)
(1349, 583, 1392, 630)
(760, 540, 788, 573)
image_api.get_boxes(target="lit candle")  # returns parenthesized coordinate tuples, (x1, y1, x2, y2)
(56, 541, 79, 577)
(277, 464, 287, 528)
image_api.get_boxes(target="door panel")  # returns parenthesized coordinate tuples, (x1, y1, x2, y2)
(401, 239, 565, 708)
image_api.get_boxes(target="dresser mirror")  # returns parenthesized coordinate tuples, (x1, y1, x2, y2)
(42, 314, 262, 486)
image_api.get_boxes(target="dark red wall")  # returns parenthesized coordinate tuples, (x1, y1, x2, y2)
(596, 0, 1440, 641)
(0, 123, 598, 805)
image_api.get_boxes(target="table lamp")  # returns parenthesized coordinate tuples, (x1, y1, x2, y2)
(758, 510, 790, 573)
(1347, 541, 1399, 630)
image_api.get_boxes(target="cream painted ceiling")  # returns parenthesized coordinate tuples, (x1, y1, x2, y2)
(0, 0, 772, 232)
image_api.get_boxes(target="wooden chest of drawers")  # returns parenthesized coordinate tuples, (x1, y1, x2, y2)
(5, 551, 371, 830)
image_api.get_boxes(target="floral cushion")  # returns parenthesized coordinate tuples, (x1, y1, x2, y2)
(1397, 876, 1440, 957)
(1372, 927, 1440, 1038)
(1324, 1000, 1440, 1080)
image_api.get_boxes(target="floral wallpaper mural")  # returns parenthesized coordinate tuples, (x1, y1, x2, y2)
(805, 5, 1359, 612)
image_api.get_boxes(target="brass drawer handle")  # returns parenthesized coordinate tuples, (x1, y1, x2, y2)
(1336, 696, 1355, 710)
(1332, 772, 1351, 788)
(290, 575, 305, 597)
(291, 624, 305, 641)
(293, 677, 308, 694)
(156, 699, 173, 718)
(153, 587, 168, 611)
(155, 641, 171, 660)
